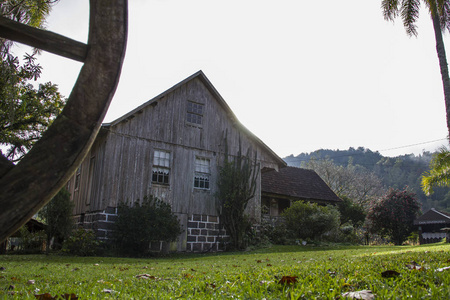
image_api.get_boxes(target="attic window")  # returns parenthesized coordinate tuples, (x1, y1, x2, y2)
(152, 150, 170, 185)
(186, 101, 204, 125)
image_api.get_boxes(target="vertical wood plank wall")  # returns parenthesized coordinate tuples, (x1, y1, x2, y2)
(67, 76, 281, 237)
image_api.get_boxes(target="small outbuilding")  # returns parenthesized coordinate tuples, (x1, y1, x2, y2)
(414, 208, 450, 244)
(261, 166, 341, 218)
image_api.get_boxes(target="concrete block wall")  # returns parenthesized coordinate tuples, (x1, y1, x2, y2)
(74, 206, 117, 240)
(186, 214, 228, 252)
(74, 210, 228, 252)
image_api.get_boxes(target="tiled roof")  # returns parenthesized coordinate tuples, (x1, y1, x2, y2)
(414, 208, 450, 225)
(261, 166, 341, 203)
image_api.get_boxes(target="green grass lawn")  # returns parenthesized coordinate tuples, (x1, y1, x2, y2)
(2, 243, 450, 299)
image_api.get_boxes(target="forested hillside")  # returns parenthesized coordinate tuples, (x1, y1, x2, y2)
(284, 147, 450, 213)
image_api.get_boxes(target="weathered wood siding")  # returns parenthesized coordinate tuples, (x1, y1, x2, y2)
(68, 75, 281, 224)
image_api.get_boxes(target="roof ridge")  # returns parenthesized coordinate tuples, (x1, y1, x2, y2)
(102, 71, 285, 167)
(431, 208, 450, 220)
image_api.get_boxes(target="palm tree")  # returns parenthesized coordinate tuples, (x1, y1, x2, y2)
(382, 0, 450, 138)
(422, 147, 450, 194)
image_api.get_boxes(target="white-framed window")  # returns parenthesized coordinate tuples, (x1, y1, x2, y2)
(152, 150, 170, 185)
(194, 157, 210, 190)
(186, 101, 204, 125)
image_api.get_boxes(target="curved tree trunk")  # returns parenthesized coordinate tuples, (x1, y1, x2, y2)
(430, 0, 450, 139)
(0, 0, 128, 243)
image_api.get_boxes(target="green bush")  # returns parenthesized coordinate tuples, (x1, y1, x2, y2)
(282, 201, 340, 241)
(258, 218, 289, 245)
(62, 228, 102, 256)
(367, 188, 421, 245)
(17, 226, 46, 253)
(38, 188, 74, 250)
(113, 195, 182, 256)
(337, 196, 366, 227)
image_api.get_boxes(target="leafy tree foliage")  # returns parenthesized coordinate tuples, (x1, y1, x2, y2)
(113, 196, 182, 256)
(38, 188, 73, 251)
(422, 147, 450, 195)
(216, 138, 259, 250)
(338, 196, 366, 226)
(1, 0, 65, 162)
(282, 201, 340, 241)
(0, 53, 65, 161)
(304, 157, 384, 208)
(367, 188, 421, 245)
(286, 147, 450, 212)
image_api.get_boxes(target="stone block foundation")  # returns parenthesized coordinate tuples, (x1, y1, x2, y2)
(73, 210, 228, 252)
(186, 214, 228, 252)
(73, 206, 117, 240)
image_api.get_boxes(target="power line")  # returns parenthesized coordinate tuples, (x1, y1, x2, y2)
(378, 138, 448, 153)
(286, 137, 448, 162)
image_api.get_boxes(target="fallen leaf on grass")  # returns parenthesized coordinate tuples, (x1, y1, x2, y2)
(27, 280, 35, 285)
(381, 270, 400, 278)
(341, 290, 374, 300)
(35, 293, 78, 300)
(277, 276, 298, 285)
(183, 273, 194, 279)
(135, 274, 157, 280)
(406, 261, 423, 271)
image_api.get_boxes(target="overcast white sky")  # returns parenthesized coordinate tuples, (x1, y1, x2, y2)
(12, 0, 450, 158)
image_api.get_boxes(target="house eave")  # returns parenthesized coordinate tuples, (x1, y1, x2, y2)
(262, 191, 341, 205)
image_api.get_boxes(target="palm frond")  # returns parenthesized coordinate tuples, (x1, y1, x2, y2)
(439, 0, 450, 32)
(402, 0, 421, 36)
(382, 0, 400, 21)
(422, 146, 450, 195)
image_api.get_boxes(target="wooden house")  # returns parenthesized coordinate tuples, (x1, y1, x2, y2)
(66, 71, 286, 252)
(261, 166, 341, 218)
(414, 208, 450, 244)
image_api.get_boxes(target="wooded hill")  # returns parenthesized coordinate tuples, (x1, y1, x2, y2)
(284, 147, 450, 213)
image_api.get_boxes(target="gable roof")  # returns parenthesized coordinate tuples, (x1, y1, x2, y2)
(103, 70, 286, 167)
(261, 166, 341, 203)
(414, 208, 450, 225)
